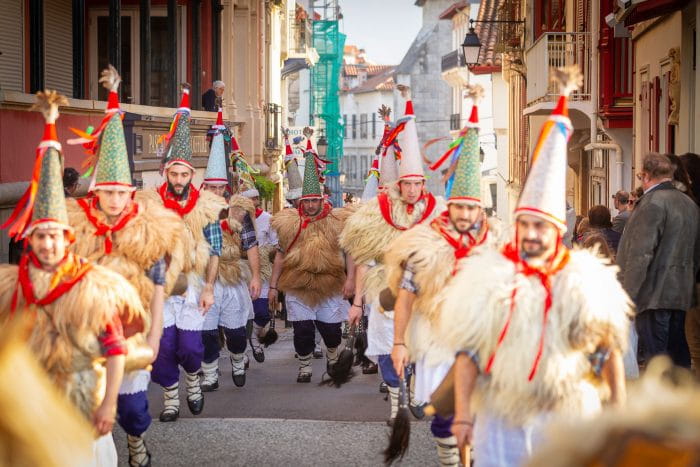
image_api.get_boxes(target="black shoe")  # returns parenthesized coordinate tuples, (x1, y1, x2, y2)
(362, 362, 378, 374)
(297, 373, 312, 383)
(252, 347, 265, 363)
(200, 380, 219, 392)
(232, 371, 246, 387)
(313, 350, 323, 359)
(159, 408, 179, 423)
(379, 382, 388, 393)
(187, 397, 204, 415)
(410, 402, 426, 419)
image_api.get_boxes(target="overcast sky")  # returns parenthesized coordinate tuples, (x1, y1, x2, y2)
(339, 0, 423, 65)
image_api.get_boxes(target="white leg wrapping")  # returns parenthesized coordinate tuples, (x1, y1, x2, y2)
(434, 436, 460, 466)
(201, 360, 219, 386)
(162, 383, 179, 415)
(231, 353, 246, 375)
(127, 434, 149, 467)
(298, 353, 312, 376)
(185, 372, 202, 402)
(326, 347, 339, 366)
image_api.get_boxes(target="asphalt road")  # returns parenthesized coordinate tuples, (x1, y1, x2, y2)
(113, 322, 439, 466)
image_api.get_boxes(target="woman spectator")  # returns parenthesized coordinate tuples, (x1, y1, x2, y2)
(581, 205, 621, 253)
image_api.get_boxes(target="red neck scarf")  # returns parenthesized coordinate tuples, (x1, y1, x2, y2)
(11, 252, 93, 313)
(220, 219, 235, 235)
(378, 191, 437, 231)
(158, 182, 200, 217)
(78, 196, 139, 255)
(286, 201, 333, 252)
(484, 238, 570, 381)
(431, 211, 489, 274)
(255, 208, 263, 218)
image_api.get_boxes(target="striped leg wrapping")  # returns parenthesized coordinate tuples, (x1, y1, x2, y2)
(162, 383, 179, 415)
(434, 436, 460, 466)
(201, 361, 219, 386)
(326, 347, 339, 366)
(127, 434, 150, 467)
(185, 372, 203, 403)
(230, 353, 246, 375)
(298, 353, 312, 376)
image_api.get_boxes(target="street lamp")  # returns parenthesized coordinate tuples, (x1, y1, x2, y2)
(316, 135, 328, 159)
(462, 22, 482, 66)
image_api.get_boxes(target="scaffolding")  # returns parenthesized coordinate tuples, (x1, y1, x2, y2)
(311, 0, 345, 205)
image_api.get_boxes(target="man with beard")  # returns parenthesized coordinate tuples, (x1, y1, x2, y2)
(67, 66, 184, 466)
(146, 84, 228, 423)
(198, 107, 262, 390)
(0, 91, 147, 465)
(438, 68, 630, 466)
(269, 133, 355, 383)
(386, 86, 503, 466)
(341, 86, 444, 424)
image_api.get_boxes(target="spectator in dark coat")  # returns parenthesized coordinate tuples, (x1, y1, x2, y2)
(583, 205, 621, 253)
(611, 190, 632, 234)
(617, 153, 700, 368)
(202, 80, 225, 112)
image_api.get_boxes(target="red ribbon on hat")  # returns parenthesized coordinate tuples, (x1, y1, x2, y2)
(158, 182, 200, 217)
(484, 239, 570, 381)
(77, 196, 140, 255)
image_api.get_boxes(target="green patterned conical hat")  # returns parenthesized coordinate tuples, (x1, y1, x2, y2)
(93, 66, 133, 190)
(301, 141, 323, 200)
(162, 84, 194, 171)
(448, 85, 483, 205)
(2, 91, 73, 239)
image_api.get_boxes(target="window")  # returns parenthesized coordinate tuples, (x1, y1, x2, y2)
(343, 114, 348, 138)
(352, 114, 357, 139)
(490, 183, 497, 213)
(372, 112, 377, 139)
(534, 0, 565, 39)
(361, 155, 368, 179)
(360, 114, 368, 139)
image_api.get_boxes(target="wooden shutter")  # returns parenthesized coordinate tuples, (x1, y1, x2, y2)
(0, 0, 25, 92)
(44, 0, 73, 97)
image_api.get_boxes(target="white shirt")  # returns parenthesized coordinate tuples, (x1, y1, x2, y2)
(255, 210, 278, 247)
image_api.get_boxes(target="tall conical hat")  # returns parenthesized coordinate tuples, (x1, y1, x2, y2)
(362, 155, 380, 201)
(377, 106, 399, 188)
(162, 84, 194, 171)
(396, 85, 425, 181)
(286, 159, 303, 200)
(514, 66, 582, 231)
(91, 66, 134, 191)
(300, 128, 323, 199)
(2, 91, 73, 239)
(448, 84, 484, 205)
(203, 107, 228, 185)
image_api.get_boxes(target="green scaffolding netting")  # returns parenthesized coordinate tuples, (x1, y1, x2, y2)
(311, 20, 345, 175)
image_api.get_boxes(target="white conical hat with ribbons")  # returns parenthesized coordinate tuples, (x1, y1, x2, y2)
(396, 85, 424, 181)
(203, 108, 228, 185)
(514, 66, 582, 231)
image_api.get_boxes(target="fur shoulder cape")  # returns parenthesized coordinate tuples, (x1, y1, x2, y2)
(218, 217, 251, 286)
(66, 192, 186, 305)
(141, 188, 227, 278)
(435, 247, 632, 424)
(271, 207, 347, 306)
(0, 260, 145, 422)
(339, 186, 445, 303)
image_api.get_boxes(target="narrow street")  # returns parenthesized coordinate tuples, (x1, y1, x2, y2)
(114, 322, 437, 466)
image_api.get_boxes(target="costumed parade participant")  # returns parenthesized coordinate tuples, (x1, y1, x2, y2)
(199, 110, 262, 389)
(146, 84, 228, 423)
(438, 67, 631, 466)
(66, 66, 184, 467)
(269, 130, 355, 383)
(385, 85, 503, 466)
(0, 91, 148, 465)
(340, 86, 445, 424)
(241, 136, 282, 361)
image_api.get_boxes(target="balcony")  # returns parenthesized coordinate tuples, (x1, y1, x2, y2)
(441, 50, 466, 73)
(287, 15, 319, 66)
(525, 32, 592, 107)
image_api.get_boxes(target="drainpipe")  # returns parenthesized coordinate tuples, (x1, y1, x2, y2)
(584, 142, 624, 198)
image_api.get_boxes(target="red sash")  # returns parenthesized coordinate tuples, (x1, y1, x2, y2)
(377, 192, 436, 231)
(431, 211, 489, 274)
(77, 196, 139, 255)
(158, 183, 200, 217)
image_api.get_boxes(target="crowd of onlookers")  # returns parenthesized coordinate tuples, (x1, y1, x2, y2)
(572, 152, 700, 377)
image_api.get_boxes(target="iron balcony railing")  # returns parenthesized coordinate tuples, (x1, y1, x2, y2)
(525, 32, 592, 106)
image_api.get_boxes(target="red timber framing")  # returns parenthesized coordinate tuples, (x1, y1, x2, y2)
(599, 0, 633, 129)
